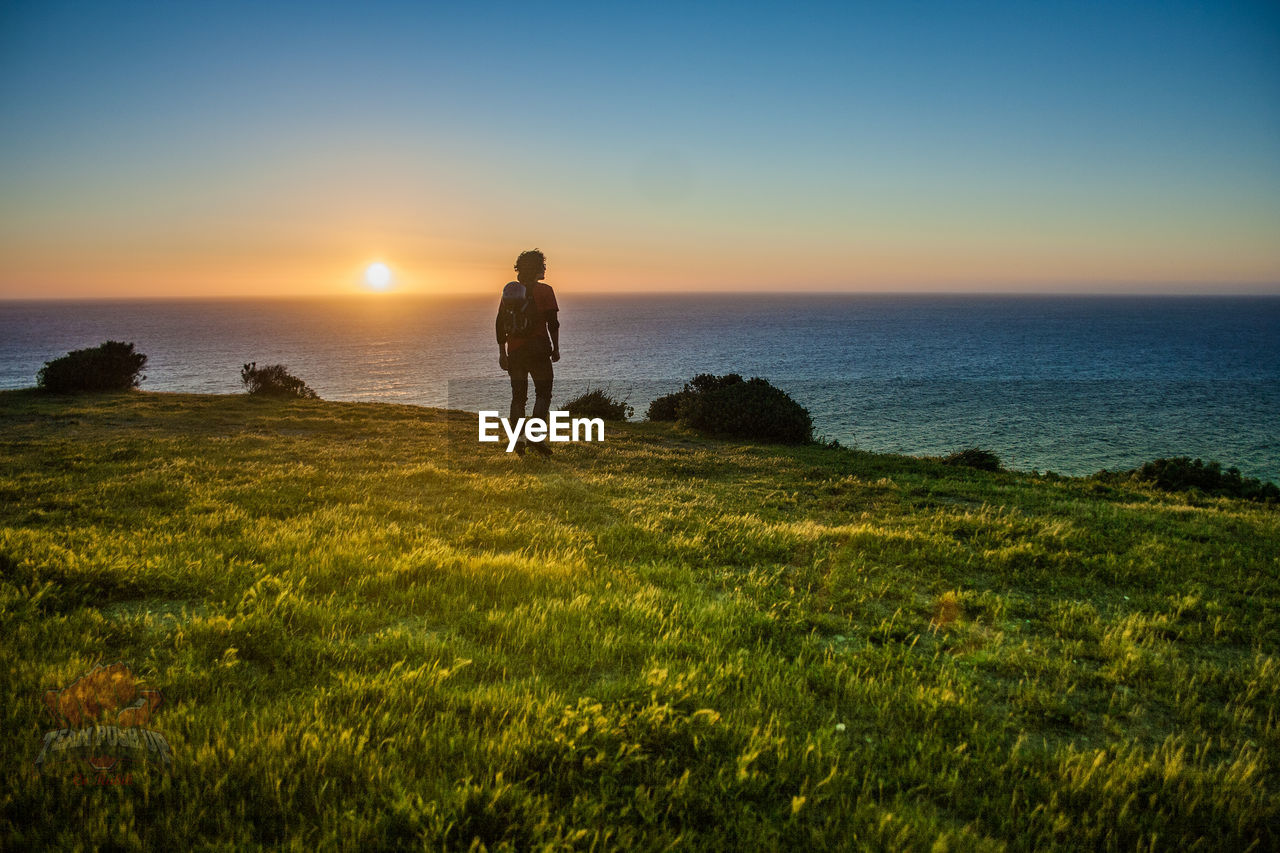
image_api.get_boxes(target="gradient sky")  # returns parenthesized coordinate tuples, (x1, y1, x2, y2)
(2, 0, 1278, 297)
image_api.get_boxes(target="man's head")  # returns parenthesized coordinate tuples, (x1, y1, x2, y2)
(514, 249, 547, 282)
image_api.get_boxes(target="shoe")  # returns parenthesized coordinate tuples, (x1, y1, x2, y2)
(529, 441, 552, 457)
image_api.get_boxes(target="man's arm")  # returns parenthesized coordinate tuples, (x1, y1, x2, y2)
(496, 308, 508, 370)
(546, 309, 560, 362)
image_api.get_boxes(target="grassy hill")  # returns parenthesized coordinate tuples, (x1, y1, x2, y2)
(1, 390, 1276, 850)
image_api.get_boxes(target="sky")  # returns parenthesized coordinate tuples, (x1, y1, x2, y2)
(1, 0, 1278, 297)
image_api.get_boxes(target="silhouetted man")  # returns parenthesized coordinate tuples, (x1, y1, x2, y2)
(496, 249, 560, 456)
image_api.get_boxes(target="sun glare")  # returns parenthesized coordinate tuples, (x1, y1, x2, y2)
(364, 262, 393, 291)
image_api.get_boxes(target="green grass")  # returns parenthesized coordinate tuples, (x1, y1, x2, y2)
(1, 389, 1277, 851)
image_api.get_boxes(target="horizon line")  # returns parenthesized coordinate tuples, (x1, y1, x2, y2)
(4, 287, 1280, 303)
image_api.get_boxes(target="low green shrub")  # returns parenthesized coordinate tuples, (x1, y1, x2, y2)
(943, 448, 1002, 471)
(645, 392, 683, 422)
(36, 341, 147, 393)
(650, 373, 812, 444)
(646, 374, 745, 421)
(564, 388, 633, 421)
(1100, 456, 1279, 503)
(240, 362, 319, 399)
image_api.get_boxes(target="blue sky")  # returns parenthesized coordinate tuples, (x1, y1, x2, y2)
(2, 0, 1278, 296)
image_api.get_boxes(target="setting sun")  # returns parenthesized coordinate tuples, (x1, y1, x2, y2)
(364, 262, 392, 291)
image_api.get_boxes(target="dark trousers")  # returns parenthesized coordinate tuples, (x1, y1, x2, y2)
(507, 347, 553, 428)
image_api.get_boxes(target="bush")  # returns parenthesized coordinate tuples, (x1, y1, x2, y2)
(1100, 456, 1279, 503)
(240, 363, 319, 399)
(646, 373, 745, 421)
(942, 448, 1002, 471)
(564, 388, 633, 421)
(37, 341, 147, 393)
(645, 391, 685, 422)
(650, 373, 812, 444)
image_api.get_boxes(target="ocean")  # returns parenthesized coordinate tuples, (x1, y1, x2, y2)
(3, 294, 1278, 482)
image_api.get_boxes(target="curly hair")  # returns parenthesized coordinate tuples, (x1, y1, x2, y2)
(514, 249, 546, 279)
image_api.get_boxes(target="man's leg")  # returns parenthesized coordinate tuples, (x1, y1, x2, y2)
(507, 350, 530, 455)
(508, 350, 529, 422)
(528, 352, 554, 456)
(530, 356, 553, 423)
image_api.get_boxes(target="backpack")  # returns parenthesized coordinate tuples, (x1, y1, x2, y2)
(499, 281, 536, 338)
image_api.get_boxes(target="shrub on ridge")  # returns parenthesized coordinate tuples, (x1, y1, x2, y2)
(942, 448, 1002, 471)
(565, 388, 633, 421)
(241, 362, 319, 399)
(1097, 456, 1278, 503)
(37, 341, 147, 393)
(647, 374, 745, 422)
(648, 373, 812, 444)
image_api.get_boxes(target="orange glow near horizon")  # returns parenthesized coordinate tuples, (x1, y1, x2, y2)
(3, 166, 1279, 298)
(4, 208, 1280, 299)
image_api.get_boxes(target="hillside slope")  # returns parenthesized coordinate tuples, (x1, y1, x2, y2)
(1, 391, 1276, 850)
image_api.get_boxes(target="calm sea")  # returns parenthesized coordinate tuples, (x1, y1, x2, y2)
(2, 294, 1277, 482)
